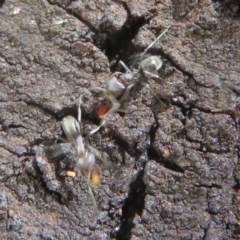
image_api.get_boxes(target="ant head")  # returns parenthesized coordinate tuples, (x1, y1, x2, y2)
(138, 26, 170, 73)
(139, 56, 163, 74)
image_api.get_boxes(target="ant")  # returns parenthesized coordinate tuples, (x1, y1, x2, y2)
(90, 26, 170, 135)
(36, 97, 101, 207)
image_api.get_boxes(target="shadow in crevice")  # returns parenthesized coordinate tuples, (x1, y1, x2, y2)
(115, 170, 146, 240)
(212, 0, 240, 18)
(147, 146, 184, 173)
(148, 120, 184, 173)
(0, 0, 5, 8)
(93, 5, 149, 70)
(101, 16, 147, 64)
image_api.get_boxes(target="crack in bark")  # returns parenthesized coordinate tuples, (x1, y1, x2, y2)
(115, 169, 146, 240)
(46, 0, 98, 33)
(0, 139, 27, 157)
(23, 99, 61, 120)
(148, 112, 185, 173)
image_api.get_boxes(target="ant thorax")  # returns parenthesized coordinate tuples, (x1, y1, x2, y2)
(106, 72, 135, 99)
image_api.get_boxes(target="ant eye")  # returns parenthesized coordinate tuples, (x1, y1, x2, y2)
(139, 56, 163, 73)
(61, 115, 81, 140)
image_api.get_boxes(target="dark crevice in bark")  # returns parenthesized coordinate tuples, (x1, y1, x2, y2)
(114, 169, 146, 240)
(160, 51, 196, 81)
(23, 100, 61, 120)
(147, 146, 185, 173)
(148, 114, 184, 173)
(100, 16, 147, 66)
(197, 106, 239, 131)
(0, 0, 5, 8)
(232, 180, 239, 191)
(149, 120, 158, 145)
(47, 0, 149, 68)
(93, 3, 150, 69)
(194, 183, 222, 189)
(46, 0, 98, 33)
(212, 0, 240, 18)
(202, 224, 209, 240)
(232, 144, 240, 190)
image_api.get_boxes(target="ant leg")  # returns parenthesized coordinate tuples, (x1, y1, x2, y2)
(145, 83, 167, 108)
(142, 26, 170, 57)
(119, 83, 134, 103)
(87, 145, 102, 159)
(83, 155, 98, 208)
(108, 95, 121, 114)
(53, 135, 68, 143)
(119, 60, 132, 73)
(145, 83, 158, 100)
(88, 185, 98, 209)
(77, 95, 83, 124)
(87, 145, 110, 168)
(89, 119, 106, 136)
(143, 70, 161, 80)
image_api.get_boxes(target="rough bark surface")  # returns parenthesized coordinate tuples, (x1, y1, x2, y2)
(0, 0, 240, 239)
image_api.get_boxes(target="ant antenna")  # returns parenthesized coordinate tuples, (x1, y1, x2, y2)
(119, 60, 132, 73)
(141, 25, 171, 58)
(88, 185, 98, 209)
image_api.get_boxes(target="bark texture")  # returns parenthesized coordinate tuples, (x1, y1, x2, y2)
(0, 0, 240, 239)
